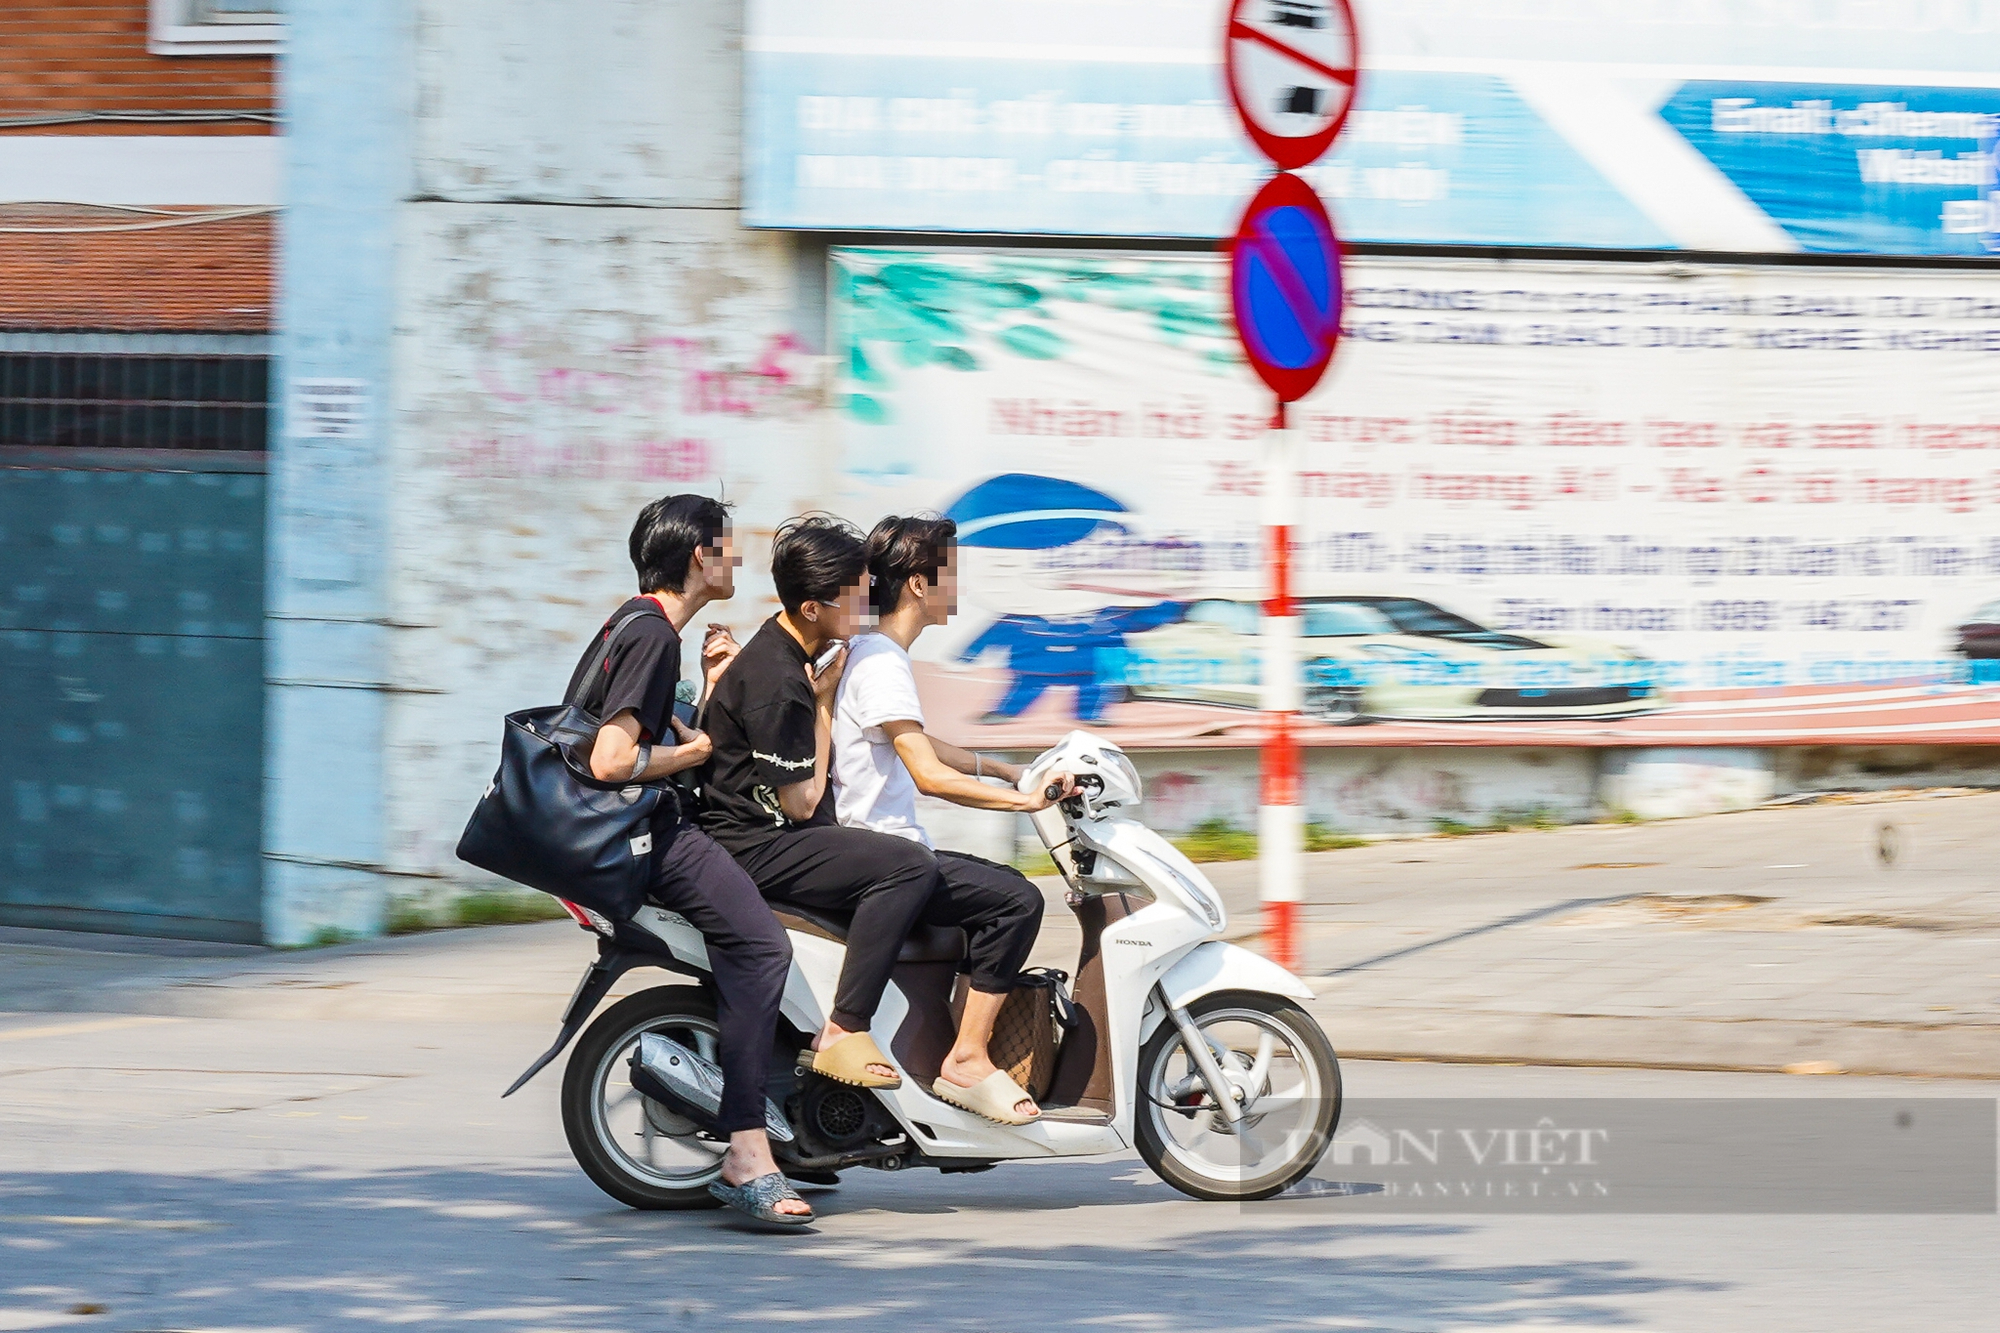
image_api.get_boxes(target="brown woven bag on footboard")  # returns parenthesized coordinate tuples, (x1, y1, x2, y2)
(986, 968, 1077, 1101)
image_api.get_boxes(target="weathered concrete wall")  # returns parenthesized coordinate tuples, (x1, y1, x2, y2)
(269, 0, 813, 933)
(1599, 748, 1777, 821)
(413, 0, 741, 206)
(370, 0, 830, 901)
(383, 204, 830, 887)
(1132, 746, 1600, 838)
(931, 746, 1604, 864)
(1777, 746, 2000, 793)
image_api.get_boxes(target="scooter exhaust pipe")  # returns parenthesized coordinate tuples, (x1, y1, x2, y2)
(629, 1033, 795, 1143)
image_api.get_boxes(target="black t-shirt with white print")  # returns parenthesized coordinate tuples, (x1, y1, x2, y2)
(697, 615, 828, 857)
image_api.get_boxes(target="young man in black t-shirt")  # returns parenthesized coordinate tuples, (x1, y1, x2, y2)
(699, 516, 934, 1089)
(567, 493, 810, 1223)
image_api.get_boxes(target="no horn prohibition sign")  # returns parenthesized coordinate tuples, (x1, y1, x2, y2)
(1223, 0, 1359, 171)
(1229, 171, 1343, 403)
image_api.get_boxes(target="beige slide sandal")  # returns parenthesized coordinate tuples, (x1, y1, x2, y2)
(799, 1032, 903, 1089)
(932, 1071, 1040, 1125)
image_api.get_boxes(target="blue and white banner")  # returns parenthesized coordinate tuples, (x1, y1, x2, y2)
(745, 0, 2000, 255)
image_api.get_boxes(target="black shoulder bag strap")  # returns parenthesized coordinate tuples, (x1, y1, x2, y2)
(573, 608, 662, 710)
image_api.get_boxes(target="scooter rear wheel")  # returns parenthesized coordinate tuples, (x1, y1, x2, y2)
(1134, 990, 1341, 1201)
(561, 985, 727, 1210)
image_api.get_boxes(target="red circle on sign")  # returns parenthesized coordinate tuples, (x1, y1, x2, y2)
(1223, 0, 1360, 171)
(1230, 171, 1343, 403)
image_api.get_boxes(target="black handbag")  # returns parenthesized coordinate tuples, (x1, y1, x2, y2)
(455, 609, 673, 920)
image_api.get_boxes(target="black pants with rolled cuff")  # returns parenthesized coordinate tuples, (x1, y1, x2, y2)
(732, 824, 936, 1033)
(926, 850, 1045, 996)
(647, 822, 793, 1136)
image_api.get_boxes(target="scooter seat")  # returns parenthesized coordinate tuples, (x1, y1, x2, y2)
(771, 904, 968, 965)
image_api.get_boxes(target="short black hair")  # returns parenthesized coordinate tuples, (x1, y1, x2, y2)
(865, 515, 957, 616)
(629, 493, 730, 594)
(771, 514, 865, 615)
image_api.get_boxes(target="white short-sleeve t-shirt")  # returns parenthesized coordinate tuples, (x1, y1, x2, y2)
(831, 633, 930, 846)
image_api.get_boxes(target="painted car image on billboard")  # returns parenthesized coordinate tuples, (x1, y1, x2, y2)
(1124, 596, 1664, 725)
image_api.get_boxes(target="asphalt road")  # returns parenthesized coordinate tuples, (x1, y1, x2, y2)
(2, 1009, 1994, 1332)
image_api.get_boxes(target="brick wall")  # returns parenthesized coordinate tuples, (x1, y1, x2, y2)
(0, 2, 275, 131)
(0, 4, 278, 331)
(0, 207, 273, 331)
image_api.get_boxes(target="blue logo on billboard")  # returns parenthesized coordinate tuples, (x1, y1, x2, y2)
(944, 473, 1130, 550)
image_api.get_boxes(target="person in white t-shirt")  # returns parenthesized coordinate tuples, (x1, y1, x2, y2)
(832, 515, 1076, 1125)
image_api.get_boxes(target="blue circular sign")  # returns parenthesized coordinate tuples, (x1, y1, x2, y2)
(1229, 172, 1343, 402)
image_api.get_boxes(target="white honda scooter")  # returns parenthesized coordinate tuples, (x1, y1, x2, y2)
(507, 731, 1341, 1204)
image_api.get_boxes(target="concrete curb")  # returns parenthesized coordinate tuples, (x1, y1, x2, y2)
(8, 974, 665, 1026)
(1308, 999, 2000, 1080)
(16, 973, 1999, 1082)
(33, 987, 617, 1026)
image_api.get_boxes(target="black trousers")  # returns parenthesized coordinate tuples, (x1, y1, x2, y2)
(926, 850, 1045, 995)
(648, 822, 792, 1136)
(732, 824, 935, 1032)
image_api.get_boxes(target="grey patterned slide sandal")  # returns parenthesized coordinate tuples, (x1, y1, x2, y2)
(708, 1171, 815, 1227)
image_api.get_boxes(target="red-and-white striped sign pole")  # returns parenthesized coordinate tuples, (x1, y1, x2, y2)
(1259, 404, 1303, 971)
(1224, 0, 1361, 976)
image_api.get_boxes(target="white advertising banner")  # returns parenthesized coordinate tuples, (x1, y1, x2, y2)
(832, 248, 2000, 749)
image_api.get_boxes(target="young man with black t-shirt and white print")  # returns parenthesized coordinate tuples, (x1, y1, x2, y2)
(831, 515, 1076, 1125)
(697, 516, 935, 1091)
(565, 494, 810, 1224)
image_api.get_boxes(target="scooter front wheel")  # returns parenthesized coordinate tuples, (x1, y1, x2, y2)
(1134, 990, 1341, 1201)
(560, 985, 727, 1210)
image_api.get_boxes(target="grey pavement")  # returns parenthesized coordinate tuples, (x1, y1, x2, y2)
(0, 1010, 1994, 1333)
(0, 790, 1996, 1078)
(4, 801, 2000, 1330)
(1259, 790, 2000, 1078)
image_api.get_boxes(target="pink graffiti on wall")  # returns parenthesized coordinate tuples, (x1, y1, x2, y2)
(472, 333, 811, 419)
(447, 435, 717, 481)
(1144, 771, 1236, 831)
(1330, 764, 1470, 822)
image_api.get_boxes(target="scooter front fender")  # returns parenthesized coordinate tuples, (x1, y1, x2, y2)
(1144, 940, 1314, 1043)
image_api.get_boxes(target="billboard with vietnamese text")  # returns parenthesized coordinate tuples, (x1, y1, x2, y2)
(832, 246, 2000, 750)
(748, 0, 2000, 255)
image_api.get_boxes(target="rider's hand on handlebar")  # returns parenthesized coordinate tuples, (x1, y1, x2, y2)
(1020, 769, 1080, 813)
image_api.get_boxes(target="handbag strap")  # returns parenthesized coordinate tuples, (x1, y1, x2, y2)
(571, 608, 663, 708)
(1019, 967, 1079, 1030)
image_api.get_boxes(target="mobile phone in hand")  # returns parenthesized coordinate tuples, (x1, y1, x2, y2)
(812, 641, 845, 677)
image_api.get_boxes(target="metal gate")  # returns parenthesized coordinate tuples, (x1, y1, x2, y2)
(0, 461, 265, 942)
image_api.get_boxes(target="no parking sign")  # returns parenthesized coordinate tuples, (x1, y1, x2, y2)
(1229, 172, 1343, 404)
(1224, 0, 1356, 405)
